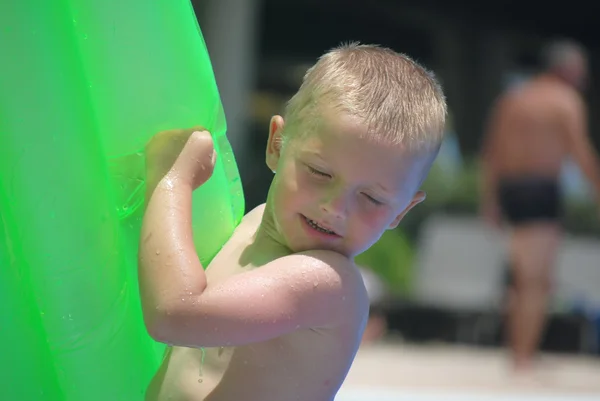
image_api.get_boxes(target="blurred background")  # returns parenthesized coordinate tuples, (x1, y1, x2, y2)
(194, 0, 600, 398)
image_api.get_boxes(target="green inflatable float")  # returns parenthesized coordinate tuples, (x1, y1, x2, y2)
(0, 1, 244, 400)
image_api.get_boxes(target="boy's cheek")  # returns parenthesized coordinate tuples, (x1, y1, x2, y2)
(357, 212, 397, 236)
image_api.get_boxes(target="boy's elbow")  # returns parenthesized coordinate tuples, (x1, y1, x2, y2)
(143, 303, 208, 347)
(143, 309, 169, 343)
(143, 303, 179, 344)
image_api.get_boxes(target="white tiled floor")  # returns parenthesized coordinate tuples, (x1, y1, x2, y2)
(338, 341, 600, 400)
(337, 387, 600, 401)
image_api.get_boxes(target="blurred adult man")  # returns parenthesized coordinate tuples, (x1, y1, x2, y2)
(480, 39, 600, 372)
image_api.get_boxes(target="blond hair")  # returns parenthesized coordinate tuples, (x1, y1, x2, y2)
(283, 42, 447, 152)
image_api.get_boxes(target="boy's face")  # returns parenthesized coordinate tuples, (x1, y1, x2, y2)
(265, 113, 430, 258)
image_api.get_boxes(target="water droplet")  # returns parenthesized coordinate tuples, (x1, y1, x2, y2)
(155, 250, 161, 255)
(313, 281, 319, 288)
(197, 378, 203, 383)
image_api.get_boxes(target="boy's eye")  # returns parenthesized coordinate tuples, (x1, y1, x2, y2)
(307, 166, 331, 178)
(362, 193, 384, 205)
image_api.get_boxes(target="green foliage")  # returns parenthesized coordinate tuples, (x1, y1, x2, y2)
(354, 228, 415, 296)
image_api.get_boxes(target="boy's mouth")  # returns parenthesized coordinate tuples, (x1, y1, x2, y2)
(302, 215, 339, 236)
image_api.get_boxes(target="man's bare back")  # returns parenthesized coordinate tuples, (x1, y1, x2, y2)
(481, 40, 600, 222)
(486, 74, 586, 178)
(145, 204, 368, 401)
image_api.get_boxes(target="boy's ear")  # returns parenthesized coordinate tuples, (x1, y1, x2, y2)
(388, 191, 426, 229)
(266, 115, 285, 172)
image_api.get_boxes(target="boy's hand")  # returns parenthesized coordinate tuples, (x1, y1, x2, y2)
(145, 127, 216, 191)
(171, 130, 216, 189)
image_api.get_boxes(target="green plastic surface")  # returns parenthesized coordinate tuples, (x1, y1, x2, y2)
(0, 1, 244, 399)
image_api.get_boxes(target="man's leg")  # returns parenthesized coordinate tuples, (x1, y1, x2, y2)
(506, 222, 560, 370)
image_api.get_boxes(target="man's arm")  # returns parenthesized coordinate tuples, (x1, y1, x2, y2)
(139, 168, 365, 349)
(479, 96, 507, 226)
(563, 93, 600, 201)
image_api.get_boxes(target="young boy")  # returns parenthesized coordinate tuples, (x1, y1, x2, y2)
(139, 43, 447, 401)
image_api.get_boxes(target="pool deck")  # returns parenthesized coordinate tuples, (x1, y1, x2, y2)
(340, 340, 600, 398)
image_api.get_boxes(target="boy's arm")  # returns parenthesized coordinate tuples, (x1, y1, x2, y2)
(139, 130, 215, 337)
(145, 246, 365, 348)
(139, 132, 366, 348)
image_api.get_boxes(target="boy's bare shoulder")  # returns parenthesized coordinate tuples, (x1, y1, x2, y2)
(291, 249, 358, 273)
(275, 249, 369, 309)
(232, 203, 266, 234)
(216, 204, 266, 253)
(244, 203, 267, 223)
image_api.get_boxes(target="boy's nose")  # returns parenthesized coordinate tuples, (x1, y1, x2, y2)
(320, 190, 348, 220)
